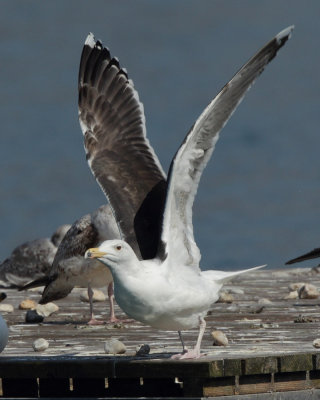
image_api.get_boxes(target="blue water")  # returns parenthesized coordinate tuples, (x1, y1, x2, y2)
(0, 0, 319, 270)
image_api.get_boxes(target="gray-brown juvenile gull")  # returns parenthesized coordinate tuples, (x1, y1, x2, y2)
(86, 26, 293, 358)
(21, 205, 122, 324)
(0, 224, 70, 288)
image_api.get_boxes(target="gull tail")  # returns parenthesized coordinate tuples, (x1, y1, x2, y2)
(204, 264, 266, 284)
(286, 248, 320, 265)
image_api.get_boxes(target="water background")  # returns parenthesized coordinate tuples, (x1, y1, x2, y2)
(0, 0, 319, 270)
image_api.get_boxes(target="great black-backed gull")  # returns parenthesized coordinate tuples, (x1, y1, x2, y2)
(85, 26, 293, 358)
(0, 224, 70, 288)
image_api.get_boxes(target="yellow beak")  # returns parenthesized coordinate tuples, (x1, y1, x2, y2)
(85, 248, 107, 259)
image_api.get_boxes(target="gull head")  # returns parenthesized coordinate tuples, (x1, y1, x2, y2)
(85, 239, 136, 271)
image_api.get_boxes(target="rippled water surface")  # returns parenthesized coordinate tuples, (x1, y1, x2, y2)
(0, 0, 319, 270)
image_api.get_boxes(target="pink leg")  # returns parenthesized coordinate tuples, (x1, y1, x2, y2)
(171, 317, 207, 360)
(107, 282, 120, 323)
(87, 283, 104, 325)
(106, 282, 134, 324)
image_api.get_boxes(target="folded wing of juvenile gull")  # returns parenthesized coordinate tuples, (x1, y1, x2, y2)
(0, 224, 70, 288)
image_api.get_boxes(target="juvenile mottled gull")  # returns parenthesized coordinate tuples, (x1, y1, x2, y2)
(22, 205, 121, 324)
(0, 224, 70, 288)
(85, 26, 293, 358)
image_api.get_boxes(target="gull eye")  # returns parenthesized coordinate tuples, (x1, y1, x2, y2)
(116, 245, 122, 251)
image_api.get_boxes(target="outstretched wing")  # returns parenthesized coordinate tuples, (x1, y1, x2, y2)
(159, 27, 294, 270)
(286, 247, 320, 265)
(78, 34, 166, 259)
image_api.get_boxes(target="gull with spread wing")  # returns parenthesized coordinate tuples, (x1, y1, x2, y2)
(85, 27, 293, 358)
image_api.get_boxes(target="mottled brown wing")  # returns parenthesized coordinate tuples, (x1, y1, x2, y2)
(78, 34, 166, 259)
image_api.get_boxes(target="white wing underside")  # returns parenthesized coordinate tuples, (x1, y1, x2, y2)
(160, 26, 293, 271)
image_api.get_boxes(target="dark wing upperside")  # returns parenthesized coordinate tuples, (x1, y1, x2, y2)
(51, 213, 100, 272)
(159, 26, 293, 268)
(79, 34, 166, 259)
(37, 213, 101, 303)
(286, 247, 320, 265)
(18, 215, 99, 292)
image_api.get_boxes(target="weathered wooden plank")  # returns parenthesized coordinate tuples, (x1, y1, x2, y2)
(274, 371, 309, 392)
(0, 267, 319, 398)
(238, 374, 272, 395)
(2, 267, 320, 360)
(224, 358, 242, 377)
(280, 354, 313, 373)
(310, 370, 320, 388)
(203, 376, 235, 397)
(244, 356, 278, 375)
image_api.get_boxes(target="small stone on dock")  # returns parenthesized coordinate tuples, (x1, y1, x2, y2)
(25, 310, 44, 323)
(0, 293, 7, 302)
(211, 330, 228, 346)
(0, 304, 14, 313)
(32, 338, 49, 352)
(289, 282, 306, 291)
(313, 338, 320, 348)
(284, 290, 298, 300)
(249, 304, 265, 314)
(136, 344, 151, 356)
(36, 302, 59, 317)
(298, 284, 319, 299)
(19, 299, 37, 310)
(104, 338, 126, 354)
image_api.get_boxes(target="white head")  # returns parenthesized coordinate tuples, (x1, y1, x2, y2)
(85, 239, 137, 271)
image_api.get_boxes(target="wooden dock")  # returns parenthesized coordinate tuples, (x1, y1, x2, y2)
(1, 266, 320, 398)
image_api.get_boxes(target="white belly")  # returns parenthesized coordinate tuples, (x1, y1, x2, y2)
(113, 269, 220, 331)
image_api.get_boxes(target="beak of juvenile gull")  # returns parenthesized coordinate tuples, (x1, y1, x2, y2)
(85, 248, 107, 259)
